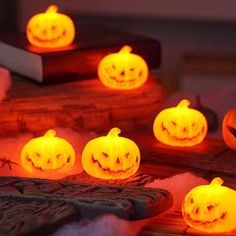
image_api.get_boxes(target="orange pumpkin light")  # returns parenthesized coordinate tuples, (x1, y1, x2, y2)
(21, 130, 75, 172)
(222, 108, 236, 150)
(182, 177, 236, 233)
(153, 99, 207, 147)
(26, 5, 75, 48)
(98, 45, 149, 90)
(81, 127, 141, 180)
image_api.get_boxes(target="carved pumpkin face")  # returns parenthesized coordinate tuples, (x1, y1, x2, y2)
(21, 130, 75, 172)
(182, 177, 236, 233)
(222, 108, 236, 150)
(98, 45, 149, 90)
(153, 99, 207, 146)
(82, 127, 140, 179)
(26, 5, 75, 48)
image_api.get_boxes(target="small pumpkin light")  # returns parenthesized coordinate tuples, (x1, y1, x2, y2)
(222, 108, 236, 150)
(82, 127, 141, 180)
(98, 45, 149, 90)
(26, 5, 75, 48)
(153, 99, 208, 147)
(21, 129, 75, 172)
(182, 177, 236, 233)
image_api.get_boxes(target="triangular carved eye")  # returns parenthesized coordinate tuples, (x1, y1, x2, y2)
(125, 152, 130, 158)
(102, 152, 109, 158)
(227, 125, 236, 138)
(35, 152, 41, 157)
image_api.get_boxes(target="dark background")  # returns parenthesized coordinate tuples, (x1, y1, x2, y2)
(0, 0, 18, 32)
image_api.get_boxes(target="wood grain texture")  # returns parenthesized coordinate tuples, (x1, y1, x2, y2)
(0, 74, 164, 135)
(63, 171, 156, 187)
(0, 197, 79, 236)
(0, 176, 173, 222)
(132, 134, 236, 177)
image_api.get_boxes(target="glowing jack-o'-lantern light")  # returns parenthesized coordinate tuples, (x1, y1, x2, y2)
(21, 130, 75, 172)
(82, 127, 141, 180)
(153, 99, 207, 147)
(98, 45, 149, 90)
(182, 177, 236, 233)
(26, 5, 75, 48)
(222, 108, 236, 150)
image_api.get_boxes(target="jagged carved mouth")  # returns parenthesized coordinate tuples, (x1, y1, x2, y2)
(28, 28, 67, 44)
(227, 125, 236, 138)
(25, 155, 71, 171)
(91, 154, 134, 175)
(161, 122, 205, 142)
(105, 68, 144, 84)
(109, 76, 135, 84)
(183, 211, 227, 228)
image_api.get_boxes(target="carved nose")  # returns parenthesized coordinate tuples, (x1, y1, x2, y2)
(116, 157, 120, 164)
(120, 70, 125, 76)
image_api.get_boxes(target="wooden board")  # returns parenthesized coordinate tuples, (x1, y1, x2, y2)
(0, 197, 79, 236)
(0, 176, 173, 220)
(0, 74, 164, 136)
(132, 134, 236, 177)
(63, 172, 156, 187)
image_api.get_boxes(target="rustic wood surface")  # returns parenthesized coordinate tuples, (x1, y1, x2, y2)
(0, 197, 79, 236)
(0, 74, 164, 136)
(133, 134, 236, 177)
(63, 171, 156, 187)
(0, 175, 173, 235)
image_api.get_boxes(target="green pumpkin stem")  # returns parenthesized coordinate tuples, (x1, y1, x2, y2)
(177, 99, 190, 109)
(120, 45, 132, 54)
(107, 128, 121, 137)
(210, 177, 224, 186)
(44, 129, 57, 138)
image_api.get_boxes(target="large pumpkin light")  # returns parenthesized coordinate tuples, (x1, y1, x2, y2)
(21, 130, 75, 172)
(222, 108, 236, 150)
(26, 5, 75, 48)
(98, 45, 149, 90)
(182, 177, 236, 233)
(153, 99, 207, 147)
(82, 127, 141, 180)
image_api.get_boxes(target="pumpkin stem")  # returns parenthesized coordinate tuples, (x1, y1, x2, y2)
(210, 177, 224, 186)
(177, 99, 190, 109)
(119, 45, 132, 54)
(195, 95, 202, 107)
(46, 5, 58, 13)
(107, 127, 121, 137)
(44, 129, 57, 138)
